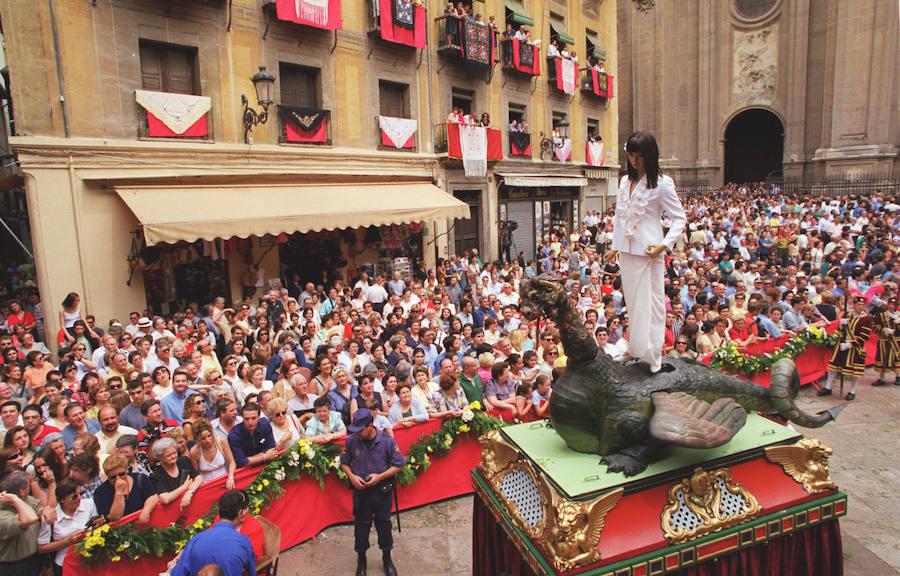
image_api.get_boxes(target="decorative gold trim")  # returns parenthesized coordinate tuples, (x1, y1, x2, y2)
(765, 438, 836, 494)
(477, 431, 624, 572)
(544, 487, 624, 572)
(661, 467, 761, 544)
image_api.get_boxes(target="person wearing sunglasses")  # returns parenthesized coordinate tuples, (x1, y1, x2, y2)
(265, 397, 304, 451)
(93, 453, 159, 523)
(37, 477, 103, 575)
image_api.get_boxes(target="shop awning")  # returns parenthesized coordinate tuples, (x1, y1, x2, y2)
(505, 1, 534, 26)
(115, 182, 470, 245)
(499, 173, 588, 188)
(549, 16, 575, 47)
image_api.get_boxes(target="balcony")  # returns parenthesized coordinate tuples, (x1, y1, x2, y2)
(546, 57, 578, 95)
(579, 68, 615, 99)
(278, 106, 332, 145)
(376, 116, 418, 151)
(367, 0, 426, 48)
(500, 38, 541, 77)
(435, 15, 499, 67)
(434, 123, 502, 161)
(509, 131, 532, 158)
(135, 90, 214, 141)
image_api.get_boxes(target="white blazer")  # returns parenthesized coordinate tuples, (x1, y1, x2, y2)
(611, 174, 687, 256)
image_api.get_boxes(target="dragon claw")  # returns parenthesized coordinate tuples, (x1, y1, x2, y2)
(601, 453, 648, 477)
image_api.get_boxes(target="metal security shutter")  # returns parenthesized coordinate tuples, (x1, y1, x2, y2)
(506, 201, 535, 262)
(584, 196, 604, 213)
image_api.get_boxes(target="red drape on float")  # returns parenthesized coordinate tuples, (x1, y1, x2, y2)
(511, 39, 540, 75)
(473, 493, 844, 576)
(275, 0, 341, 30)
(447, 123, 503, 161)
(378, 0, 426, 48)
(146, 113, 208, 138)
(64, 419, 483, 576)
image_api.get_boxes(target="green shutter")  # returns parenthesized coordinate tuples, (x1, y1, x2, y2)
(550, 17, 575, 46)
(593, 47, 607, 61)
(506, 1, 535, 26)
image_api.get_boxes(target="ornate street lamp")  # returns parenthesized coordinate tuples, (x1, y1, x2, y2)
(242, 66, 276, 144)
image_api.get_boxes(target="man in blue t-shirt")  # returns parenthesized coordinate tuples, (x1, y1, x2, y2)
(172, 490, 256, 576)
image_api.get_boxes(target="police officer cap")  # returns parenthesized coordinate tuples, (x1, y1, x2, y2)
(349, 408, 374, 433)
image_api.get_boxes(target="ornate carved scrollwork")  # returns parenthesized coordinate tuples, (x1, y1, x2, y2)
(633, 0, 655, 13)
(765, 438, 837, 494)
(661, 467, 761, 544)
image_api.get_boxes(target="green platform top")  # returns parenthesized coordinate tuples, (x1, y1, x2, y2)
(501, 415, 801, 500)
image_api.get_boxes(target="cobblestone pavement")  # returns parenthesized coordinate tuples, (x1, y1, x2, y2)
(280, 371, 900, 576)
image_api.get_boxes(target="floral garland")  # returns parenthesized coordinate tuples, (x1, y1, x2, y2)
(76, 404, 501, 565)
(710, 325, 838, 377)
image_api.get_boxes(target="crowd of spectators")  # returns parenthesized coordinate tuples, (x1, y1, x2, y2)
(0, 182, 897, 570)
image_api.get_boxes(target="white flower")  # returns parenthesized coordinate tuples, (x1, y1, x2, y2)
(461, 409, 474, 423)
(274, 469, 286, 481)
(303, 446, 315, 459)
(332, 456, 341, 469)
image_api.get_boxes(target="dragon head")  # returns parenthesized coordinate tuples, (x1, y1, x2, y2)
(519, 275, 565, 321)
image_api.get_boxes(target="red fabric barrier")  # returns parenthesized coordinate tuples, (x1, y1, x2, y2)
(146, 113, 208, 138)
(275, 0, 341, 30)
(378, 0, 426, 48)
(473, 493, 843, 576)
(447, 123, 502, 161)
(284, 117, 328, 143)
(65, 421, 483, 576)
(699, 319, 878, 387)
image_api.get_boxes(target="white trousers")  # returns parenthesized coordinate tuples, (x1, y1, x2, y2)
(619, 252, 665, 372)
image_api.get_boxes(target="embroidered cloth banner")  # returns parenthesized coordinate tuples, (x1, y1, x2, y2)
(275, 0, 341, 30)
(554, 138, 572, 162)
(378, 116, 418, 149)
(509, 131, 531, 154)
(135, 90, 211, 135)
(459, 124, 488, 177)
(379, 0, 426, 48)
(392, 0, 414, 28)
(461, 19, 492, 65)
(587, 141, 605, 166)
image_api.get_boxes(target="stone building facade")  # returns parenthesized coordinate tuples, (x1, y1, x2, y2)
(617, 0, 898, 185)
(0, 0, 617, 341)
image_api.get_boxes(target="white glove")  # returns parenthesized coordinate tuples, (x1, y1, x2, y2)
(839, 319, 849, 327)
(884, 328, 895, 336)
(839, 343, 851, 351)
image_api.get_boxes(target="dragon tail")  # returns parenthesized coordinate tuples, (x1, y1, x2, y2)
(768, 358, 845, 427)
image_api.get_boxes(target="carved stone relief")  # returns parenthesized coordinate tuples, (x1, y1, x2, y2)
(732, 25, 777, 104)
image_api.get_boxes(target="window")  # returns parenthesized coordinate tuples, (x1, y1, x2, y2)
(508, 103, 526, 126)
(379, 81, 410, 118)
(279, 63, 320, 108)
(548, 12, 574, 48)
(587, 118, 599, 141)
(552, 110, 568, 128)
(140, 41, 199, 94)
(452, 88, 475, 115)
(585, 29, 605, 64)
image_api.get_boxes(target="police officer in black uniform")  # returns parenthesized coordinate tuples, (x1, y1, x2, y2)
(340, 408, 406, 576)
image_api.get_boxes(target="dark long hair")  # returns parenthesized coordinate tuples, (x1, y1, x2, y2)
(625, 131, 662, 189)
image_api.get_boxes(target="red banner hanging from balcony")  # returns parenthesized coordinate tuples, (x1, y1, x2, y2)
(447, 123, 503, 176)
(586, 140, 605, 166)
(275, 0, 341, 30)
(589, 69, 615, 98)
(279, 106, 329, 143)
(136, 90, 211, 138)
(511, 39, 540, 75)
(378, 0, 426, 48)
(378, 116, 417, 149)
(460, 19, 495, 66)
(509, 132, 532, 156)
(554, 58, 576, 94)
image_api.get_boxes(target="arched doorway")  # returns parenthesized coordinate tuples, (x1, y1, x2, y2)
(723, 108, 784, 184)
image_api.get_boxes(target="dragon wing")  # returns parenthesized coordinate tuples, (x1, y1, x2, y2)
(764, 444, 809, 479)
(584, 488, 624, 547)
(649, 392, 748, 449)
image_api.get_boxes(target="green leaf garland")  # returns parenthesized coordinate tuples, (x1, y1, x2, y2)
(710, 325, 838, 377)
(75, 404, 502, 566)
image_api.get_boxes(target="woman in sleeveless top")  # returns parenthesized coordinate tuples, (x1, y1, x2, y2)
(188, 418, 236, 489)
(58, 292, 82, 343)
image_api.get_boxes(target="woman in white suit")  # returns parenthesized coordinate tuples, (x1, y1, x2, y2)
(612, 131, 687, 373)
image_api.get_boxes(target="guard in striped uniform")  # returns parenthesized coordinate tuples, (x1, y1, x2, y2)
(872, 296, 900, 387)
(819, 295, 872, 401)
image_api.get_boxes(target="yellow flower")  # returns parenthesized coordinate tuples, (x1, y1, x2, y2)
(263, 479, 270, 487)
(468, 400, 482, 411)
(458, 424, 470, 433)
(112, 555, 122, 562)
